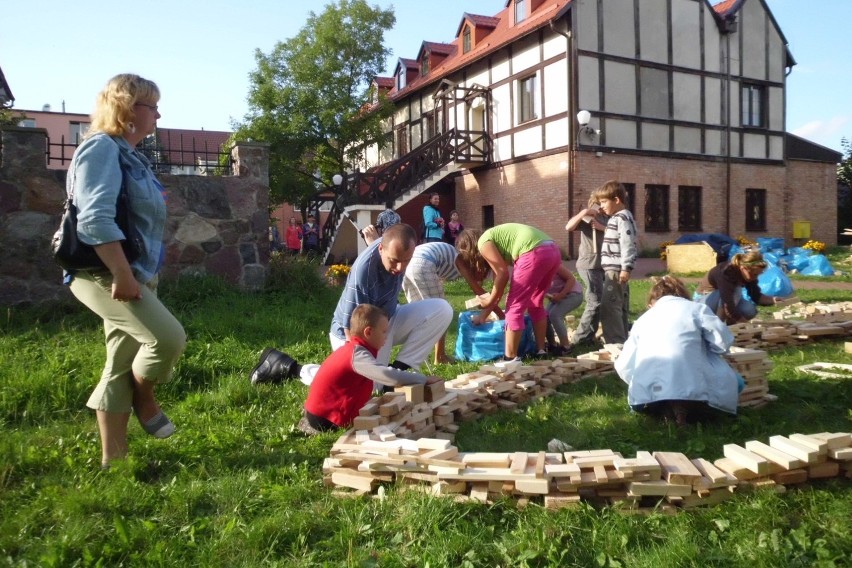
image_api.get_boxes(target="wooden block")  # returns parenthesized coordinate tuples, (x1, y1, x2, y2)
(723, 444, 771, 475)
(515, 477, 550, 495)
(829, 447, 852, 461)
(628, 480, 693, 497)
(653, 452, 703, 484)
(845, 342, 852, 354)
(397, 384, 424, 405)
(772, 469, 809, 485)
(535, 452, 547, 478)
(510, 452, 528, 474)
(544, 463, 582, 479)
(768, 435, 821, 463)
(359, 401, 379, 416)
(544, 492, 582, 509)
(593, 465, 609, 484)
(808, 461, 840, 479)
(810, 432, 852, 450)
(789, 433, 829, 454)
(690, 458, 736, 489)
(745, 440, 805, 470)
(424, 381, 446, 402)
(678, 489, 736, 509)
(469, 483, 489, 502)
(379, 399, 405, 417)
(460, 453, 511, 468)
(713, 457, 760, 480)
(332, 471, 378, 492)
(352, 415, 381, 430)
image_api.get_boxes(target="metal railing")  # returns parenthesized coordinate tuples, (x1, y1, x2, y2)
(303, 127, 491, 254)
(46, 133, 233, 175)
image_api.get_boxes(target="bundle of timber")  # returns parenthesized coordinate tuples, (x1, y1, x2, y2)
(724, 347, 774, 408)
(325, 431, 851, 511)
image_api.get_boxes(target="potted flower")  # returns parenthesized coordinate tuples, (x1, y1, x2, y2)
(325, 264, 351, 286)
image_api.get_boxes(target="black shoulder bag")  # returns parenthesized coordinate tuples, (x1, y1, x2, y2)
(52, 154, 143, 272)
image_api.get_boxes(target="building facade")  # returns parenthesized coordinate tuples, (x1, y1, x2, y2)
(359, 0, 839, 255)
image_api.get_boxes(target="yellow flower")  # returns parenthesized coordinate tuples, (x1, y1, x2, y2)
(802, 240, 826, 254)
(325, 264, 351, 279)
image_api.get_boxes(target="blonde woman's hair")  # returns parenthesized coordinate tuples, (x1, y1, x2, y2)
(88, 74, 160, 138)
(349, 304, 388, 337)
(730, 250, 767, 270)
(593, 180, 628, 205)
(648, 275, 691, 304)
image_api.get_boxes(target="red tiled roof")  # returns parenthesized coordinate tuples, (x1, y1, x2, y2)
(455, 12, 501, 36)
(421, 41, 457, 56)
(712, 0, 741, 17)
(387, 0, 573, 101)
(155, 127, 231, 166)
(373, 76, 395, 88)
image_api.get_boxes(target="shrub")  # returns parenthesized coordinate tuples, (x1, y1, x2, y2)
(266, 251, 326, 297)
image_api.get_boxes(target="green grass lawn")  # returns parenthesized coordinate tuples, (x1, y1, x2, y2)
(1, 258, 850, 567)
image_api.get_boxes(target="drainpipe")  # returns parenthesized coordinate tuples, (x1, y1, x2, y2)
(551, 18, 575, 256)
(723, 15, 737, 237)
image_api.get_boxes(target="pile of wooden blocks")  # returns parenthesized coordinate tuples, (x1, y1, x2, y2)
(724, 347, 775, 408)
(324, 431, 851, 511)
(351, 356, 615, 442)
(725, 301, 852, 349)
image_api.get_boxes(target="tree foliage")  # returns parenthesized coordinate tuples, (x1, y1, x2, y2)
(234, 0, 395, 206)
(838, 137, 852, 189)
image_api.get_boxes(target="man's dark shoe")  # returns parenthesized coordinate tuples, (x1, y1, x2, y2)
(250, 348, 298, 385)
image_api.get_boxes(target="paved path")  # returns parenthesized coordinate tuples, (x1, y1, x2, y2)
(565, 258, 852, 291)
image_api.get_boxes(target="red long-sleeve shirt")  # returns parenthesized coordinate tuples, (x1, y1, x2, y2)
(303, 336, 428, 427)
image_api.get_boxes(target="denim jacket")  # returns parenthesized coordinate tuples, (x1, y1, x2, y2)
(68, 133, 166, 283)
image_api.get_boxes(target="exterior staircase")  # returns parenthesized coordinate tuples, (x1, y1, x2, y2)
(308, 127, 491, 263)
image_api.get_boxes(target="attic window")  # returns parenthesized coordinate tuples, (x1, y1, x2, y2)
(463, 25, 471, 53)
(420, 53, 430, 76)
(397, 68, 406, 90)
(515, 0, 527, 24)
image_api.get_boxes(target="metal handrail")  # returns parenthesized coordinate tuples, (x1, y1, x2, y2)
(304, 127, 491, 255)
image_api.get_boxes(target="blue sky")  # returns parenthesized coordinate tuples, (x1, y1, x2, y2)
(3, 0, 849, 152)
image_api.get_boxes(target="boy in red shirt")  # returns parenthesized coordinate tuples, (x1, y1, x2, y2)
(298, 304, 442, 435)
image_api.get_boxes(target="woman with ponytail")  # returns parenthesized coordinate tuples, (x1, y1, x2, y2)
(695, 250, 778, 324)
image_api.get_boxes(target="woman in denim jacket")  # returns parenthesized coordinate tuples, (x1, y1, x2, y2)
(66, 74, 186, 467)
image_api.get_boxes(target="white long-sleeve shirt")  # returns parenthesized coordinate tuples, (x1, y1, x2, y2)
(614, 296, 739, 414)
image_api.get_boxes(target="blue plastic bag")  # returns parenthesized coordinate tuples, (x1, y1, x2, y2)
(743, 264, 794, 299)
(799, 254, 834, 276)
(454, 311, 536, 362)
(756, 237, 785, 255)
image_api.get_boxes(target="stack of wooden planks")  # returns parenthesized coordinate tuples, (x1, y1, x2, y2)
(724, 347, 775, 407)
(324, 431, 851, 511)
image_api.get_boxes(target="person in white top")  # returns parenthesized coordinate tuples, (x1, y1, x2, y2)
(614, 275, 742, 426)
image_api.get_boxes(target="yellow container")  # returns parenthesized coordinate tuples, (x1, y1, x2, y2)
(793, 221, 811, 239)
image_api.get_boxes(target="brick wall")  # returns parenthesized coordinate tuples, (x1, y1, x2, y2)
(454, 149, 838, 258)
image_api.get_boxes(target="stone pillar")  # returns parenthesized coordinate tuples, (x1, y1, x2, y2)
(231, 142, 270, 185)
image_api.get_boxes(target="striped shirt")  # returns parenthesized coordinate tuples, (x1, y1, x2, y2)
(600, 210, 638, 273)
(331, 238, 403, 340)
(412, 242, 461, 281)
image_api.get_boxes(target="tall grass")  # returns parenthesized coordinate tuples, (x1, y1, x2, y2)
(0, 269, 849, 567)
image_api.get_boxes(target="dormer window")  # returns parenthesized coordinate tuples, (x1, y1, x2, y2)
(420, 52, 430, 76)
(515, 0, 527, 24)
(463, 25, 471, 53)
(397, 68, 406, 90)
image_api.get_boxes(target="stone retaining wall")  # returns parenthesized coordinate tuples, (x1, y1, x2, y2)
(0, 127, 271, 306)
